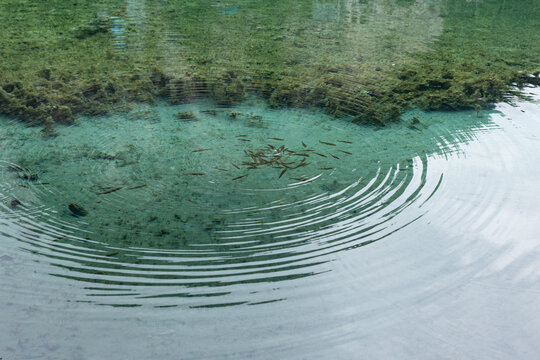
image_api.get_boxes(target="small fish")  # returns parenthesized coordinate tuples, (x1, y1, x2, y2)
(319, 140, 336, 146)
(232, 174, 248, 181)
(201, 109, 217, 115)
(35, 182, 50, 185)
(268, 137, 284, 141)
(18, 173, 39, 181)
(183, 173, 206, 176)
(339, 150, 352, 155)
(302, 141, 307, 148)
(236, 134, 248, 137)
(338, 140, 352, 144)
(104, 252, 119, 257)
(97, 187, 123, 195)
(231, 163, 240, 169)
(127, 184, 147, 190)
(68, 203, 87, 217)
(319, 167, 334, 170)
(6, 165, 23, 172)
(330, 154, 340, 159)
(238, 139, 251, 142)
(314, 152, 327, 158)
(192, 149, 211, 152)
(215, 167, 229, 172)
(279, 168, 287, 178)
(290, 177, 310, 182)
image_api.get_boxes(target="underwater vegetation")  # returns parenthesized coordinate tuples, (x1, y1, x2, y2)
(0, 0, 539, 127)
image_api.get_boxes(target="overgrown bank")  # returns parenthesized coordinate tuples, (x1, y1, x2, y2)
(1, 0, 539, 127)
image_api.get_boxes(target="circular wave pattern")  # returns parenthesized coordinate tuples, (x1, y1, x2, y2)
(0, 105, 492, 307)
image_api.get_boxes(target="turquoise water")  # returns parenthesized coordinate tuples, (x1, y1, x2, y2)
(0, 99, 494, 306)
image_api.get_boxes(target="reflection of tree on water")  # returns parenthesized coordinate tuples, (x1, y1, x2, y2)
(311, 0, 443, 56)
(112, 0, 146, 52)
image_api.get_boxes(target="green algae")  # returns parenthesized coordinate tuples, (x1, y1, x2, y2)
(0, 0, 538, 126)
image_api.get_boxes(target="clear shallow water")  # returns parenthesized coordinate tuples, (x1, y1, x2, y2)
(1, 99, 492, 307)
(1, 89, 540, 359)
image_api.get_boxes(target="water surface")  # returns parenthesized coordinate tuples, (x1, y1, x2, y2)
(1, 0, 540, 358)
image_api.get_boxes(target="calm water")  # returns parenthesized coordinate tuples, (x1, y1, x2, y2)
(1, 0, 540, 359)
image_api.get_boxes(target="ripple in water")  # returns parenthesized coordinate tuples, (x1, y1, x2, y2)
(0, 100, 496, 307)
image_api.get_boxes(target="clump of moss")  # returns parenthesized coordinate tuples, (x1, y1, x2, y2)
(40, 116, 59, 138)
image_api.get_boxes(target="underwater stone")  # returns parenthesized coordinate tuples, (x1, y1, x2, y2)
(10, 199, 22, 209)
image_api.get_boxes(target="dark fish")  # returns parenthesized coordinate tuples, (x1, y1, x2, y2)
(268, 137, 284, 141)
(215, 167, 229, 172)
(314, 152, 327, 158)
(17, 173, 38, 181)
(6, 165, 23, 172)
(319, 167, 334, 170)
(97, 187, 123, 195)
(192, 149, 211, 152)
(319, 141, 336, 146)
(34, 182, 50, 185)
(68, 203, 88, 217)
(232, 174, 248, 181)
(183, 173, 206, 176)
(339, 150, 352, 155)
(236, 134, 248, 137)
(127, 184, 147, 190)
(302, 141, 307, 148)
(201, 109, 217, 115)
(279, 168, 287, 178)
(231, 163, 240, 169)
(330, 154, 340, 159)
(290, 177, 310, 182)
(338, 140, 352, 144)
(104, 252, 119, 257)
(238, 139, 251, 142)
